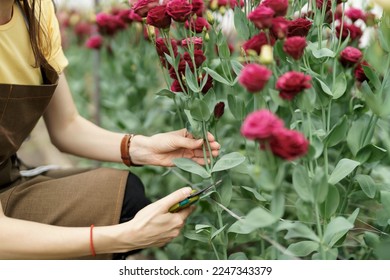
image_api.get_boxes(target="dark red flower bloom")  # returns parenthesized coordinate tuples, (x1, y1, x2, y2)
(184, 49, 206, 67)
(213, 102, 225, 119)
(185, 17, 210, 33)
(336, 23, 363, 42)
(276, 71, 312, 100)
(270, 17, 290, 39)
(155, 37, 178, 57)
(242, 32, 275, 55)
(171, 79, 186, 92)
(269, 128, 309, 160)
(166, 0, 193, 22)
(354, 61, 370, 83)
(200, 74, 214, 93)
(262, 0, 289, 17)
(169, 58, 193, 80)
(239, 63, 272, 93)
(133, 0, 160, 17)
(248, 5, 275, 30)
(339, 46, 363, 67)
(181, 37, 203, 49)
(129, 9, 143, 22)
(147, 5, 171, 29)
(191, 0, 205, 16)
(287, 18, 313, 37)
(283, 36, 307, 60)
(345, 7, 366, 22)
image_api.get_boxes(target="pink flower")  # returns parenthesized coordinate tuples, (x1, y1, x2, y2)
(241, 110, 284, 140)
(146, 5, 171, 29)
(248, 5, 275, 30)
(336, 23, 363, 42)
(283, 36, 307, 60)
(155, 37, 178, 57)
(184, 49, 206, 67)
(85, 35, 103, 49)
(191, 0, 205, 16)
(166, 0, 193, 22)
(239, 63, 272, 93)
(262, 0, 289, 17)
(269, 128, 309, 160)
(339, 46, 362, 67)
(276, 71, 312, 100)
(181, 37, 203, 49)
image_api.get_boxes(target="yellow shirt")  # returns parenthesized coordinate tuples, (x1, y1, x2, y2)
(0, 0, 68, 85)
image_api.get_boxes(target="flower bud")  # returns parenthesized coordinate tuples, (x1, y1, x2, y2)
(259, 45, 274, 65)
(210, 0, 218, 11)
(204, 32, 210, 41)
(213, 102, 225, 119)
(206, 10, 215, 25)
(219, 6, 227, 16)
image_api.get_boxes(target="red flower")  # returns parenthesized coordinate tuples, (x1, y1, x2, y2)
(200, 74, 214, 93)
(155, 37, 178, 57)
(242, 32, 275, 55)
(147, 5, 171, 29)
(345, 7, 366, 22)
(283, 36, 307, 60)
(128, 9, 143, 22)
(171, 79, 186, 92)
(185, 17, 210, 33)
(96, 12, 126, 36)
(133, 0, 160, 17)
(213, 102, 225, 119)
(85, 35, 103, 49)
(248, 5, 275, 30)
(336, 23, 363, 42)
(287, 18, 313, 37)
(184, 49, 206, 67)
(276, 71, 312, 100)
(262, 0, 289, 17)
(270, 17, 289, 39)
(339, 46, 362, 67)
(354, 61, 370, 83)
(239, 63, 272, 93)
(166, 0, 193, 22)
(269, 128, 309, 160)
(191, 0, 205, 16)
(241, 109, 284, 140)
(169, 58, 193, 80)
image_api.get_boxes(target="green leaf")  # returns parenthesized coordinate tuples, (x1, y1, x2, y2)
(315, 77, 333, 96)
(287, 241, 319, 257)
(347, 115, 372, 156)
(320, 186, 340, 219)
(228, 252, 248, 260)
(230, 60, 243, 76)
(281, 222, 320, 242)
(328, 159, 360, 185)
(211, 152, 246, 173)
(233, 7, 250, 40)
(228, 207, 278, 234)
(172, 158, 210, 178)
(363, 65, 382, 90)
(324, 115, 348, 147)
(323, 217, 354, 247)
(292, 165, 313, 202)
(155, 88, 176, 99)
(189, 99, 211, 122)
(356, 144, 387, 164)
(312, 168, 328, 204)
(380, 191, 390, 216)
(228, 94, 245, 120)
(184, 109, 202, 138)
(203, 67, 231, 86)
(355, 174, 377, 198)
(240, 186, 267, 201)
(184, 230, 209, 243)
(185, 63, 200, 93)
(347, 208, 360, 224)
(332, 72, 347, 99)
(312, 48, 335, 59)
(211, 225, 228, 240)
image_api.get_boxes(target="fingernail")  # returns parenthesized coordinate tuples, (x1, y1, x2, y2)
(182, 187, 192, 196)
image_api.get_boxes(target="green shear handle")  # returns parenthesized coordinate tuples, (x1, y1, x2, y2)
(169, 179, 223, 213)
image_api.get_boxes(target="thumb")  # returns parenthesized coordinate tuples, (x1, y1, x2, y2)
(175, 136, 204, 150)
(156, 187, 193, 212)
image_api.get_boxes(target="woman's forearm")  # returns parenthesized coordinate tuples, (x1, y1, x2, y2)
(0, 215, 127, 259)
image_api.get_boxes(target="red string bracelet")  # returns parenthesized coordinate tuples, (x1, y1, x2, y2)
(90, 224, 96, 256)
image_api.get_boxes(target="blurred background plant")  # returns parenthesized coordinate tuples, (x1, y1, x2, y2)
(38, 0, 390, 260)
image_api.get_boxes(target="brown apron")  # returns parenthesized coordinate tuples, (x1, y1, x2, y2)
(0, 45, 127, 260)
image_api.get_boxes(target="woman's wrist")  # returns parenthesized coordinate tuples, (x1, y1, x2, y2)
(92, 224, 133, 254)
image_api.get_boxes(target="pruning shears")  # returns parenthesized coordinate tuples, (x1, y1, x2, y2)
(169, 179, 223, 213)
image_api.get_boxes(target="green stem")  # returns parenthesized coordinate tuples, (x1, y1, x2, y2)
(211, 241, 220, 260)
(314, 203, 326, 259)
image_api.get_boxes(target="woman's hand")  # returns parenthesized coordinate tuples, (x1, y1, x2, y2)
(119, 187, 194, 250)
(130, 129, 221, 166)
